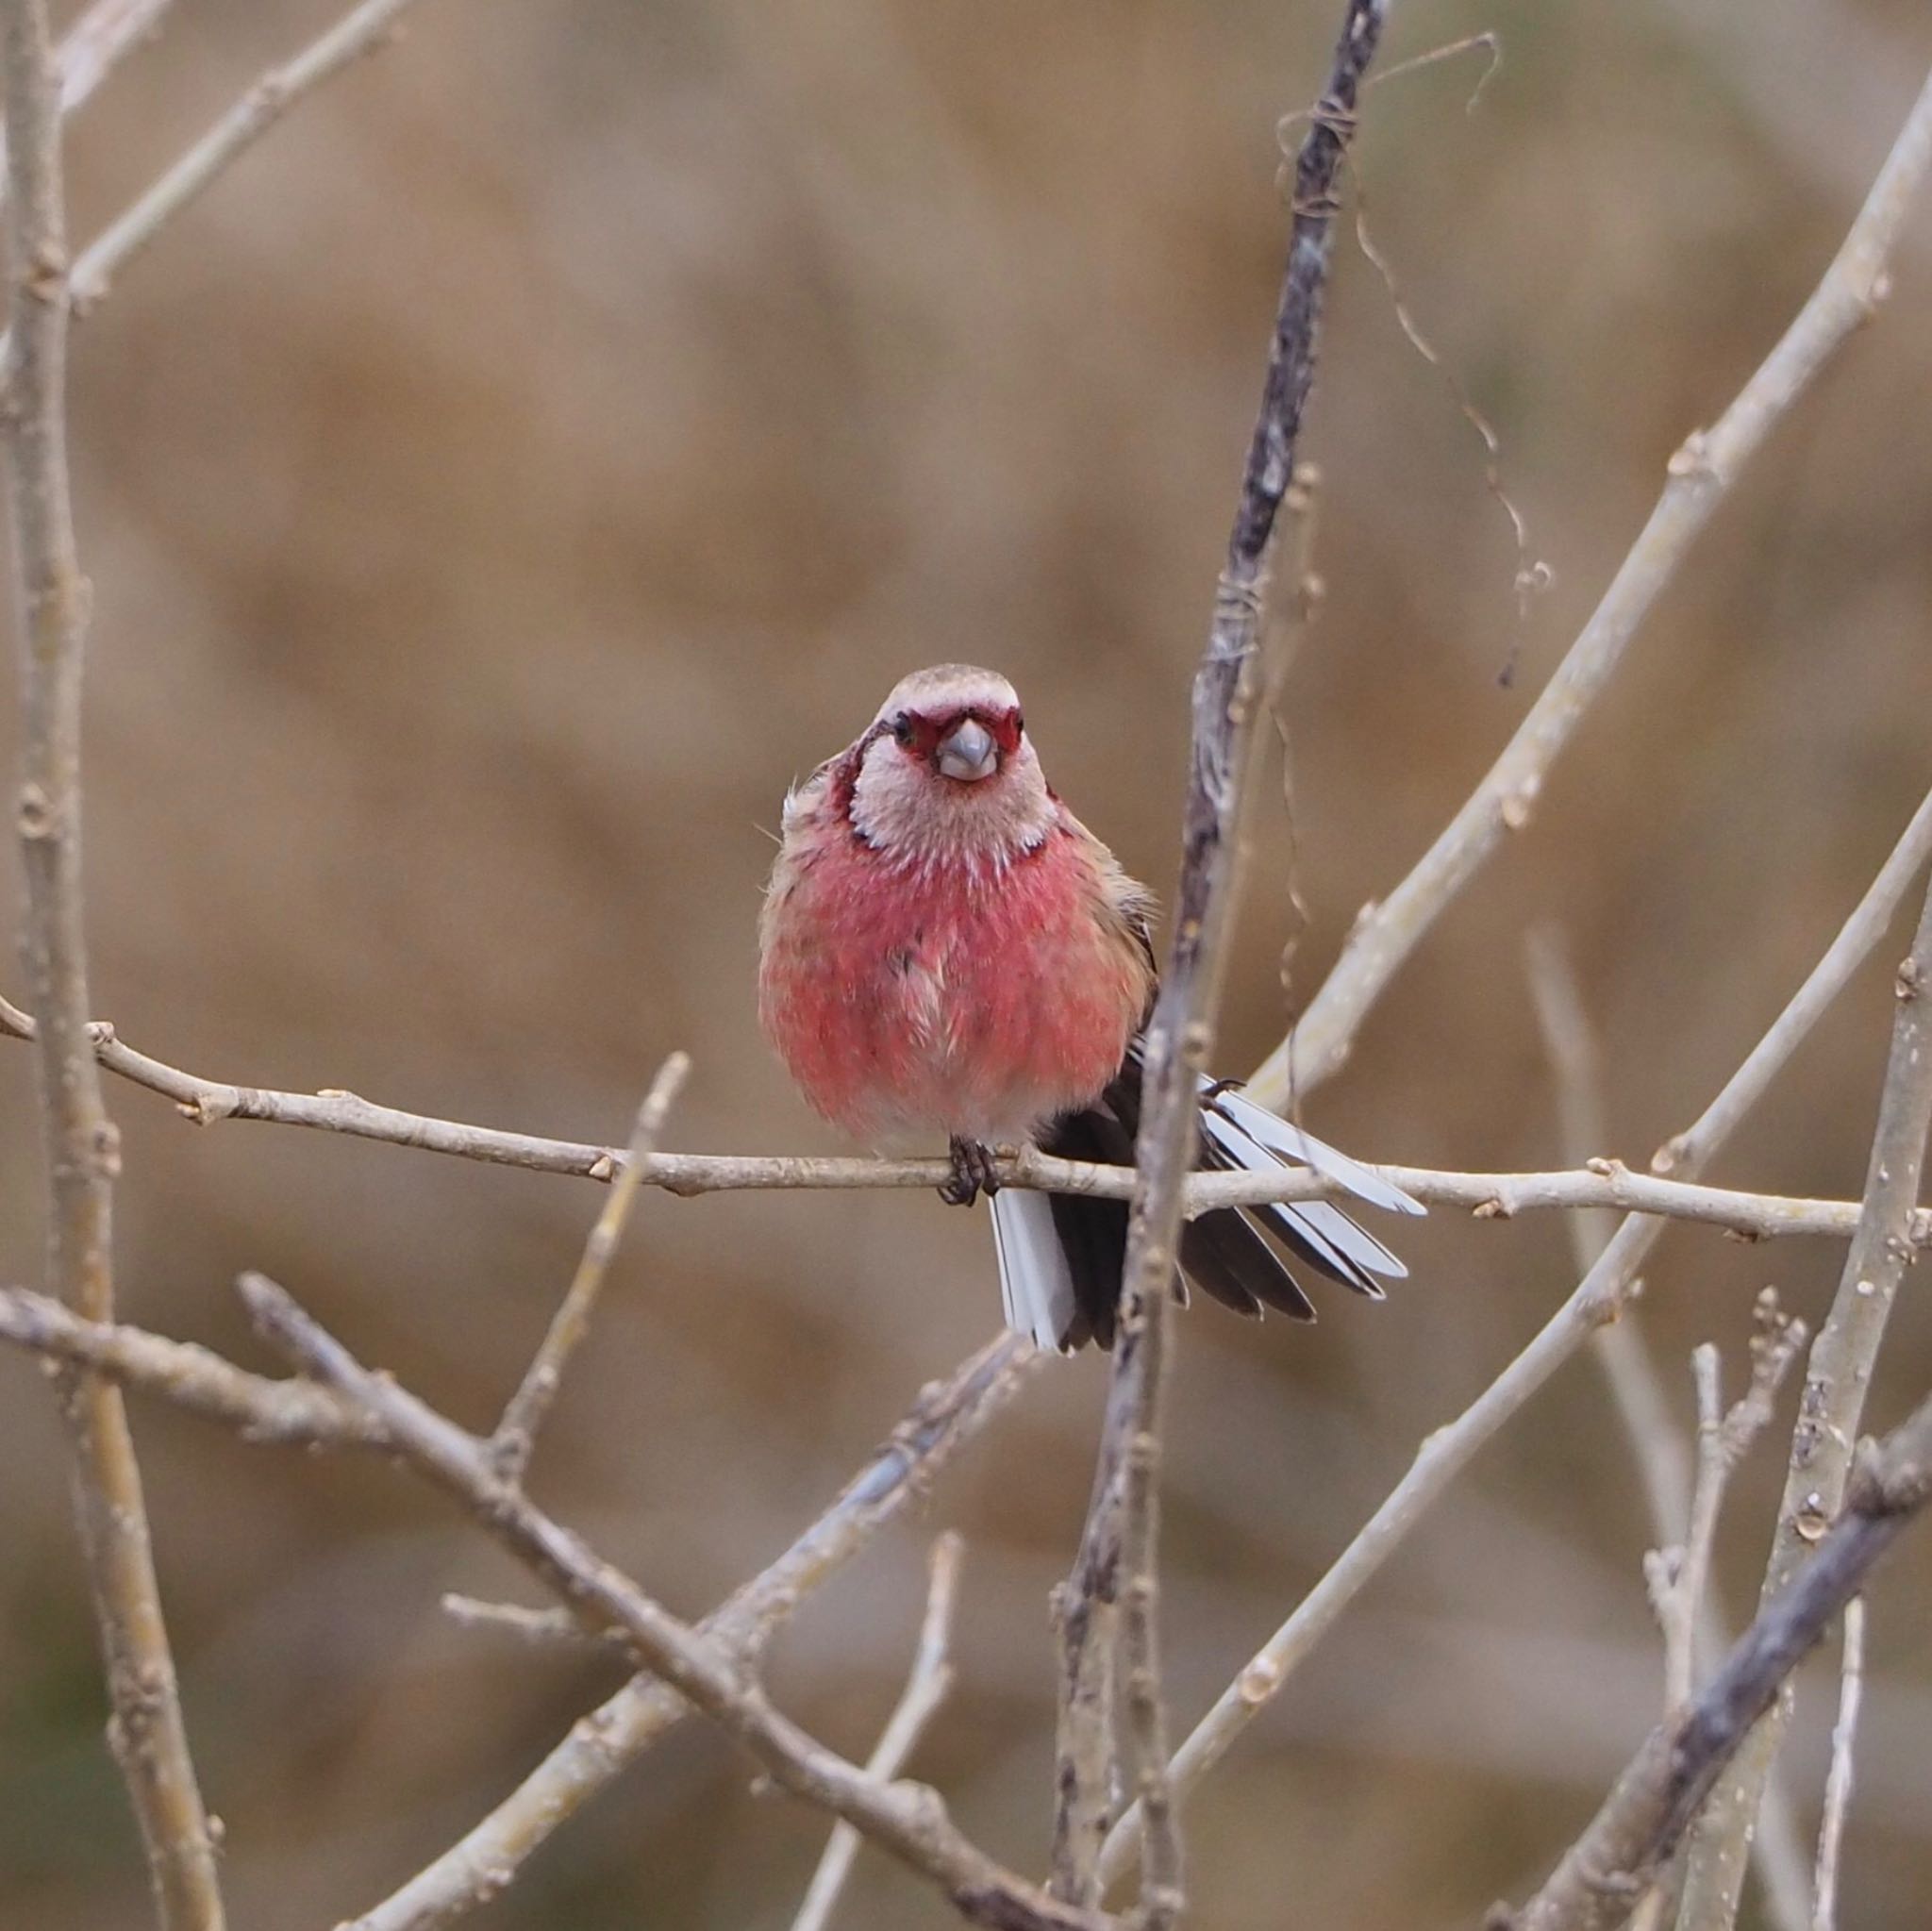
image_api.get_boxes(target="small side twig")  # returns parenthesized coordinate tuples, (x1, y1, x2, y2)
(491, 1053, 690, 1481)
(439, 1593, 629, 1657)
(1647, 1304, 1807, 1719)
(791, 1534, 966, 1931)
(1501, 1388, 1932, 1931)
(1808, 1597, 1864, 1931)
(0, 1286, 384, 1448)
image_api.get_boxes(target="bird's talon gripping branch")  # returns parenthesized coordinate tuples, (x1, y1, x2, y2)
(941, 1137, 1001, 1207)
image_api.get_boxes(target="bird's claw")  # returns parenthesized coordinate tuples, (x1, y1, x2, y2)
(941, 1137, 1001, 1207)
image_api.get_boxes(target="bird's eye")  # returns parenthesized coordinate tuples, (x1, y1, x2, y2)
(1012, 712, 1024, 738)
(891, 714, 916, 747)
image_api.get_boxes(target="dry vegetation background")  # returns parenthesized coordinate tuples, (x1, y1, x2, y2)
(4, 1, 1932, 1926)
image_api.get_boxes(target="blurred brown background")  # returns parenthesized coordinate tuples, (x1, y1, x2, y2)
(4, 1, 1932, 1925)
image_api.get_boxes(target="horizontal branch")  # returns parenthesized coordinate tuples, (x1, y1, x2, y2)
(0, 996, 1919, 1245)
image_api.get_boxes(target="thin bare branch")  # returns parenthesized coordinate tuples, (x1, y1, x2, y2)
(236, 1273, 1101, 1931)
(0, 4, 223, 1922)
(439, 1592, 625, 1656)
(1058, 14, 1389, 1926)
(0, 1285, 385, 1447)
(791, 1534, 966, 1931)
(1527, 926, 1689, 1531)
(1504, 1388, 1932, 1931)
(1250, 64, 1932, 1104)
(491, 1053, 690, 1481)
(1096, 779, 1932, 1894)
(56, 0, 174, 111)
(0, 0, 439, 375)
(1809, 1597, 1864, 1931)
(1676, 868, 1932, 1930)
(13, 997, 1931, 1239)
(1530, 936, 1813, 1931)
(1650, 1307, 1806, 1716)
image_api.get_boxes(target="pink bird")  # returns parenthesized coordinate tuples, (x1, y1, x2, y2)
(758, 664, 1420, 1351)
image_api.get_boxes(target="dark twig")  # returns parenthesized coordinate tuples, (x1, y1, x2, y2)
(1057, 10, 1388, 1924)
(791, 1534, 967, 1931)
(1503, 1388, 1932, 1931)
(1676, 870, 1932, 1930)
(491, 1053, 690, 1481)
(0, 5, 224, 1923)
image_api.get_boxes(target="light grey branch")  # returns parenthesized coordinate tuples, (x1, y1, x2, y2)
(491, 1053, 689, 1481)
(3, 993, 1921, 1242)
(56, 0, 175, 112)
(1675, 866, 1932, 1930)
(1808, 1597, 1864, 1931)
(1249, 63, 1932, 1105)
(0, 5, 224, 1923)
(439, 1592, 625, 1656)
(1096, 775, 1932, 1895)
(0, 1286, 385, 1447)
(791, 1534, 966, 1931)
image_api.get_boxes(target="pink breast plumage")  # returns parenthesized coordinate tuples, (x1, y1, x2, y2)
(759, 825, 1145, 1145)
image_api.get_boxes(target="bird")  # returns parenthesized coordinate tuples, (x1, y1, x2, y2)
(758, 663, 1421, 1352)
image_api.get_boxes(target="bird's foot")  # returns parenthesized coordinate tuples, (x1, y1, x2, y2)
(940, 1137, 1002, 1207)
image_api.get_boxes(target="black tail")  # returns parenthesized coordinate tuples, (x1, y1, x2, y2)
(1005, 1045, 1421, 1352)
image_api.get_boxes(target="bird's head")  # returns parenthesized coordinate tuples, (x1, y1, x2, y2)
(841, 664, 1055, 869)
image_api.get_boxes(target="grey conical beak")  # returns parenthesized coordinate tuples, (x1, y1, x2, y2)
(936, 717, 998, 782)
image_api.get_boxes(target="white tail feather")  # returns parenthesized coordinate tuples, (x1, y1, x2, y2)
(989, 1190, 1078, 1352)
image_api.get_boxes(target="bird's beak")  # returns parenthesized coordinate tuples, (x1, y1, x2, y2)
(936, 717, 998, 782)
